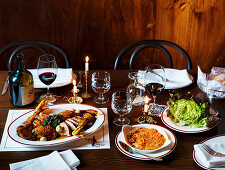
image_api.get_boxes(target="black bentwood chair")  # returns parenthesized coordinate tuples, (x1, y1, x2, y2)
(0, 40, 70, 72)
(114, 40, 192, 71)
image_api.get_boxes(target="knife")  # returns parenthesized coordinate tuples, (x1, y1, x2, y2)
(1, 76, 9, 96)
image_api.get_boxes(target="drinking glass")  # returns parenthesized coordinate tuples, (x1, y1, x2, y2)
(145, 64, 166, 116)
(37, 54, 58, 103)
(111, 91, 132, 126)
(91, 71, 111, 104)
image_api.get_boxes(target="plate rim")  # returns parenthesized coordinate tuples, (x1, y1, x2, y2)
(193, 134, 225, 170)
(115, 123, 177, 160)
(7, 103, 105, 146)
(161, 107, 218, 133)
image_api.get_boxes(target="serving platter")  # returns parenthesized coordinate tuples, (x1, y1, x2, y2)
(193, 135, 225, 170)
(161, 107, 218, 133)
(7, 103, 105, 146)
(115, 124, 177, 160)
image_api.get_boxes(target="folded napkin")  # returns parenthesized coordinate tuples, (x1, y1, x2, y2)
(194, 143, 225, 168)
(197, 66, 225, 98)
(137, 69, 193, 89)
(28, 68, 73, 88)
(9, 150, 80, 170)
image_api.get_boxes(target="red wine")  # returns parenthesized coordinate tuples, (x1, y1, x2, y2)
(39, 72, 57, 85)
(145, 83, 164, 96)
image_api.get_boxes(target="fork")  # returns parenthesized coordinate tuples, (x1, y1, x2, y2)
(77, 71, 83, 88)
(201, 143, 225, 157)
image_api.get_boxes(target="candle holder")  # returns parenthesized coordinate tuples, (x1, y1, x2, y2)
(64, 88, 83, 104)
(137, 107, 157, 124)
(81, 71, 92, 98)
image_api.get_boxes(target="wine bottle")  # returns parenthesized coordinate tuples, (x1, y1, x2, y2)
(9, 54, 34, 106)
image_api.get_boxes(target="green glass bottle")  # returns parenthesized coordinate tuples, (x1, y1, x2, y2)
(9, 54, 34, 106)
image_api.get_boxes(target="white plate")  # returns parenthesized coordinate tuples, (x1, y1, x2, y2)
(161, 107, 218, 133)
(8, 104, 105, 146)
(115, 124, 177, 160)
(28, 68, 74, 88)
(193, 135, 225, 170)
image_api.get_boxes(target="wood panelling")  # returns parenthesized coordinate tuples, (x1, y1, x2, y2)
(0, 0, 224, 72)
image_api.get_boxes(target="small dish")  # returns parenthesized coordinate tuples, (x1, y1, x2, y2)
(122, 124, 171, 154)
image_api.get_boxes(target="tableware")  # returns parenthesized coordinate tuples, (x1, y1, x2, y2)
(127, 72, 145, 106)
(145, 64, 166, 116)
(7, 103, 105, 146)
(193, 135, 225, 169)
(37, 54, 58, 103)
(77, 71, 83, 88)
(201, 143, 225, 157)
(119, 141, 163, 161)
(137, 69, 193, 89)
(111, 91, 132, 126)
(122, 125, 171, 154)
(161, 107, 218, 133)
(1, 75, 9, 95)
(115, 124, 177, 160)
(91, 71, 110, 104)
(198, 81, 225, 102)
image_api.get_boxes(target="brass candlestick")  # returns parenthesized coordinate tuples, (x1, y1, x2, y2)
(137, 106, 157, 124)
(64, 88, 83, 104)
(81, 71, 92, 98)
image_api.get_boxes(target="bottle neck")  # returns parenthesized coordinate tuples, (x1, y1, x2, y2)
(17, 54, 25, 71)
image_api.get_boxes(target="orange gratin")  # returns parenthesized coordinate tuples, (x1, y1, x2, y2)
(127, 127, 166, 150)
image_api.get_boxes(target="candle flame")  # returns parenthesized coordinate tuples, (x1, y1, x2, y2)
(144, 96, 150, 104)
(73, 80, 76, 86)
(85, 56, 89, 62)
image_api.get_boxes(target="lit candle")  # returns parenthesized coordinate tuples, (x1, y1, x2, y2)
(85, 56, 89, 71)
(144, 96, 150, 112)
(73, 80, 78, 94)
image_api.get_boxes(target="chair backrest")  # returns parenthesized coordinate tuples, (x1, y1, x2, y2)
(0, 40, 70, 72)
(114, 40, 192, 70)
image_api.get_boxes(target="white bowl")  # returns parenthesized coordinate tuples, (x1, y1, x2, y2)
(122, 124, 171, 154)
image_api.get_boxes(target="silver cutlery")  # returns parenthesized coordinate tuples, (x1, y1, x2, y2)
(77, 71, 83, 88)
(119, 141, 162, 161)
(201, 143, 225, 157)
(1, 76, 9, 95)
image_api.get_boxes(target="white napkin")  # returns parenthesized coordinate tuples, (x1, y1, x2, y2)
(28, 68, 73, 88)
(194, 143, 225, 168)
(137, 69, 193, 89)
(9, 150, 80, 170)
(197, 66, 225, 98)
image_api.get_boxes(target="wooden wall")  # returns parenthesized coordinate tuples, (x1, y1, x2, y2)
(0, 0, 224, 72)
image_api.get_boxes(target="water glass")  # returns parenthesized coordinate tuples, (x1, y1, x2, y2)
(111, 91, 132, 126)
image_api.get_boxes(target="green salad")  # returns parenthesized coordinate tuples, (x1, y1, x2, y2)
(168, 91, 211, 127)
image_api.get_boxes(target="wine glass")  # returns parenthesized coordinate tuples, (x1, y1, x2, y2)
(145, 64, 166, 116)
(111, 91, 132, 126)
(37, 54, 58, 103)
(91, 71, 111, 104)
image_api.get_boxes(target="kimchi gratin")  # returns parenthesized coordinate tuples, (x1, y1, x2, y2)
(127, 127, 166, 150)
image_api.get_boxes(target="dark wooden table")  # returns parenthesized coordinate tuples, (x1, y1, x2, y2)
(0, 70, 224, 170)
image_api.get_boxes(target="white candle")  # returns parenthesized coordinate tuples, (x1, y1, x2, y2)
(144, 96, 150, 112)
(73, 80, 78, 94)
(85, 56, 89, 71)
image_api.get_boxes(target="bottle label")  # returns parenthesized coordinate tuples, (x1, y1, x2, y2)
(21, 84, 34, 105)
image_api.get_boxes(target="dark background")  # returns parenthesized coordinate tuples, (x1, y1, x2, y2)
(0, 0, 224, 72)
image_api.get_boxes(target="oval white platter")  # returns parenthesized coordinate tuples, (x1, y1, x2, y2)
(8, 103, 105, 146)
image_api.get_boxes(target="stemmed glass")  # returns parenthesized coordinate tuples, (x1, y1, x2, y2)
(111, 91, 132, 126)
(145, 64, 166, 116)
(37, 54, 58, 103)
(91, 71, 111, 104)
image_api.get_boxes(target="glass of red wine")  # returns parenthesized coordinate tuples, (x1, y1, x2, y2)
(145, 64, 166, 116)
(37, 54, 58, 103)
